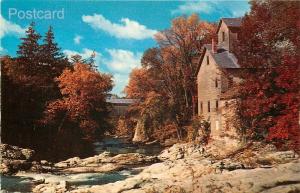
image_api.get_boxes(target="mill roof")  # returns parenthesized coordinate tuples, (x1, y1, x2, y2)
(217, 18, 242, 33)
(196, 44, 240, 75)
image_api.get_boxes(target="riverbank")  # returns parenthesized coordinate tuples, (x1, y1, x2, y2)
(1, 140, 300, 193)
(0, 138, 162, 192)
(65, 142, 300, 193)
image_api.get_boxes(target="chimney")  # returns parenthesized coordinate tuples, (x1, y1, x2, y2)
(212, 38, 217, 53)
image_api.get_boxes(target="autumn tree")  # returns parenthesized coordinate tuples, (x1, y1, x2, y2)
(125, 15, 216, 140)
(2, 23, 70, 158)
(155, 14, 216, 113)
(42, 63, 113, 159)
(3, 22, 47, 147)
(234, 0, 300, 150)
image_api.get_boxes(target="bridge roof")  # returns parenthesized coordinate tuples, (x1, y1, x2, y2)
(106, 98, 139, 104)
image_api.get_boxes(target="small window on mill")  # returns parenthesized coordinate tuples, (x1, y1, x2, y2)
(222, 32, 225, 42)
(200, 102, 203, 113)
(206, 55, 209, 65)
(208, 101, 210, 112)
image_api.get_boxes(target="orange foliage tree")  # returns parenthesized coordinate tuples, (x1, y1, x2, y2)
(1, 22, 113, 160)
(43, 63, 113, 141)
(125, 14, 216, 140)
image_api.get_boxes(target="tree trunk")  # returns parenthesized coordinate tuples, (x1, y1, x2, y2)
(58, 113, 67, 133)
(175, 115, 182, 140)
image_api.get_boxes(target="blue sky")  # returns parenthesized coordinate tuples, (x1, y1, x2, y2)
(0, 0, 250, 95)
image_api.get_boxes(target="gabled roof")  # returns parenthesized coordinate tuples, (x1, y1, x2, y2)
(195, 44, 240, 76)
(212, 50, 240, 69)
(217, 18, 242, 34)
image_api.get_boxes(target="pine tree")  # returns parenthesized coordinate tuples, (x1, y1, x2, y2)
(86, 51, 97, 70)
(17, 22, 41, 62)
(40, 26, 69, 78)
(71, 54, 84, 63)
(41, 26, 64, 59)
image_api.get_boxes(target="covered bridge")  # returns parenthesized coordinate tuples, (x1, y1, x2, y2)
(106, 98, 139, 117)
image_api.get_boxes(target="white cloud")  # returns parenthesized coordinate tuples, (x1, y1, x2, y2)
(73, 35, 83, 44)
(0, 15, 26, 53)
(171, 1, 249, 17)
(63, 48, 102, 67)
(172, 1, 214, 15)
(102, 49, 142, 96)
(0, 46, 5, 53)
(82, 14, 157, 40)
(63, 48, 141, 96)
(112, 73, 129, 96)
(0, 16, 25, 38)
(104, 49, 142, 73)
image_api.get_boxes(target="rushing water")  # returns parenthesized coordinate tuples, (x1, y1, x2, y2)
(0, 175, 34, 193)
(94, 137, 162, 155)
(0, 137, 162, 193)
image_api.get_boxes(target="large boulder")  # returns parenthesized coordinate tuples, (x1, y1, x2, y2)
(68, 158, 300, 193)
(257, 150, 299, 165)
(33, 180, 70, 193)
(54, 157, 82, 168)
(193, 159, 300, 193)
(0, 144, 35, 174)
(53, 151, 158, 174)
(0, 144, 35, 160)
(159, 143, 204, 161)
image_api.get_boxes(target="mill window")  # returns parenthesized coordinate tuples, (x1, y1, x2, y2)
(215, 78, 218, 88)
(206, 55, 209, 65)
(200, 102, 203, 113)
(222, 32, 225, 42)
(216, 100, 219, 111)
(228, 77, 233, 88)
(208, 101, 210, 112)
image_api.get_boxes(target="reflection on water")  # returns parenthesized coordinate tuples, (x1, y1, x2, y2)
(94, 137, 162, 155)
(0, 175, 34, 193)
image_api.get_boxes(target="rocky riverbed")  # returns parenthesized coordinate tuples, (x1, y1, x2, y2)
(0, 141, 160, 192)
(1, 141, 300, 193)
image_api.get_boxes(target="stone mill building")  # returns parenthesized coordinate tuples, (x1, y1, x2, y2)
(196, 18, 243, 141)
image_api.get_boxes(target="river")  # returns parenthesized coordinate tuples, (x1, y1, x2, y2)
(0, 137, 162, 193)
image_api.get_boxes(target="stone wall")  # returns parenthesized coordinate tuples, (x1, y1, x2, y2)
(197, 49, 222, 137)
(218, 20, 239, 52)
(218, 21, 230, 51)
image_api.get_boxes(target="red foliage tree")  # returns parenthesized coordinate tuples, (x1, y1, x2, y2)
(234, 0, 300, 150)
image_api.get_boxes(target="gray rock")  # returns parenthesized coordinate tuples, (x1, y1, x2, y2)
(194, 159, 300, 193)
(21, 148, 35, 160)
(0, 144, 35, 174)
(0, 144, 35, 160)
(40, 160, 49, 165)
(258, 150, 299, 165)
(33, 178, 45, 184)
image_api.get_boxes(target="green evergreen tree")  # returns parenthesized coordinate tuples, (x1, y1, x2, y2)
(86, 51, 97, 70)
(71, 54, 85, 64)
(41, 26, 70, 78)
(17, 22, 41, 62)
